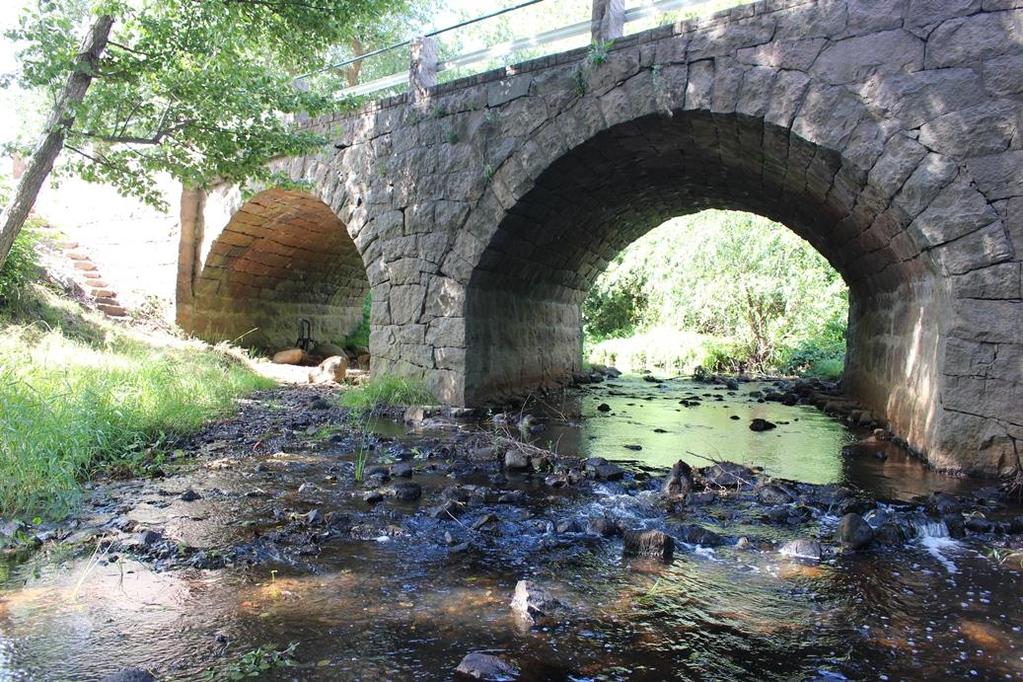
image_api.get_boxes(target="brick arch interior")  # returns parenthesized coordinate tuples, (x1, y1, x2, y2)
(186, 188, 369, 351)
(464, 110, 943, 449)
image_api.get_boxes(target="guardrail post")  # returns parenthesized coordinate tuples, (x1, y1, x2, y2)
(591, 0, 624, 43)
(409, 36, 437, 105)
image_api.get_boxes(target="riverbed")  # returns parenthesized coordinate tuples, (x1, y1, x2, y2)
(1, 375, 1021, 681)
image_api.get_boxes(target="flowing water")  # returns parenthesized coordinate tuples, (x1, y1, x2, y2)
(1, 377, 1021, 681)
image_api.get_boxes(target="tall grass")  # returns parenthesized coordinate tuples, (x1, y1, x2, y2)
(0, 307, 274, 519)
(340, 375, 435, 415)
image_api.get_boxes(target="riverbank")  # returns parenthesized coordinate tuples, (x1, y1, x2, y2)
(0, 284, 276, 521)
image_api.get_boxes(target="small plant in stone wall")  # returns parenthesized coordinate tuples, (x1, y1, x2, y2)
(483, 163, 495, 183)
(587, 39, 614, 66)
(573, 67, 587, 96)
(445, 129, 459, 144)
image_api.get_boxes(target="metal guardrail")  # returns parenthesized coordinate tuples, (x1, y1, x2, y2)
(329, 0, 732, 100)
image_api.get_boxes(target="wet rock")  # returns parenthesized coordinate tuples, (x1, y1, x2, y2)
(701, 462, 755, 488)
(498, 490, 527, 504)
(725, 378, 740, 391)
(430, 499, 465, 519)
(757, 483, 796, 505)
(735, 536, 753, 550)
(544, 474, 568, 488)
(504, 450, 531, 471)
(472, 514, 498, 531)
(835, 513, 874, 549)
(556, 519, 582, 533)
(749, 418, 777, 432)
(455, 652, 520, 680)
(874, 522, 909, 546)
(179, 489, 201, 502)
(965, 516, 996, 533)
(594, 463, 625, 481)
(662, 459, 694, 500)
(596, 403, 611, 412)
(943, 513, 966, 538)
(364, 465, 391, 483)
(926, 492, 962, 516)
(100, 668, 156, 682)
(363, 492, 384, 504)
(623, 444, 642, 451)
(511, 579, 560, 627)
(136, 529, 163, 547)
(393, 482, 422, 502)
(675, 524, 725, 547)
(729, 414, 741, 420)
(392, 462, 414, 478)
(779, 538, 823, 562)
(623, 529, 675, 562)
(303, 508, 324, 526)
(762, 505, 812, 525)
(586, 516, 622, 537)
(687, 491, 716, 505)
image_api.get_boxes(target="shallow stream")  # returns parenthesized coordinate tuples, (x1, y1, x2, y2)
(1, 376, 1021, 681)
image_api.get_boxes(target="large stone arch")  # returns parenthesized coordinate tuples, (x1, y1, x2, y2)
(177, 187, 370, 351)
(417, 1, 1020, 476)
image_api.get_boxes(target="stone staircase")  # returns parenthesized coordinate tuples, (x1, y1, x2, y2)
(61, 241, 128, 318)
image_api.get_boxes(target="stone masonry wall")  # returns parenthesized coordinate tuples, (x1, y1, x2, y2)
(181, 0, 1023, 476)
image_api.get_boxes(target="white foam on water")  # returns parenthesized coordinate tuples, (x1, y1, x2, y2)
(919, 535, 959, 575)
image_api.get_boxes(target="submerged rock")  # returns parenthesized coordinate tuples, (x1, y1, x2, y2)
(675, 524, 725, 547)
(623, 529, 675, 562)
(779, 538, 823, 562)
(455, 652, 520, 680)
(392, 482, 422, 502)
(835, 513, 874, 549)
(757, 483, 796, 505)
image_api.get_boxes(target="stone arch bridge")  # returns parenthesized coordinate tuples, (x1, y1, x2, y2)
(176, 0, 1023, 477)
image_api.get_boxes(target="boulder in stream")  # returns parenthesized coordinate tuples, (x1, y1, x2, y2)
(623, 529, 675, 562)
(662, 460, 694, 500)
(455, 652, 520, 680)
(835, 513, 874, 549)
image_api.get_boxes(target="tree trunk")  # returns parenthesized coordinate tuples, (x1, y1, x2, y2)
(0, 14, 114, 271)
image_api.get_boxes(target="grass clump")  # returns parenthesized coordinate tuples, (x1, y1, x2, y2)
(0, 286, 275, 520)
(340, 375, 435, 415)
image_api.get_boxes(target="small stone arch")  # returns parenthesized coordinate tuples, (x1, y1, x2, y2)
(177, 187, 370, 351)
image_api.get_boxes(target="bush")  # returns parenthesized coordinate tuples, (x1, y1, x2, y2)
(340, 375, 435, 415)
(0, 226, 43, 305)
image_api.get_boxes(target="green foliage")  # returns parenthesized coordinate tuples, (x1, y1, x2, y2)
(342, 292, 371, 350)
(0, 287, 274, 519)
(0, 224, 42, 306)
(203, 642, 298, 680)
(6, 0, 407, 208)
(587, 39, 615, 66)
(583, 210, 848, 376)
(340, 375, 435, 415)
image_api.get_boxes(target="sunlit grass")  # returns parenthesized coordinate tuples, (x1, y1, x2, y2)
(586, 327, 722, 374)
(339, 374, 435, 415)
(0, 287, 274, 520)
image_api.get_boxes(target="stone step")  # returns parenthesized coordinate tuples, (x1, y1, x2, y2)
(94, 296, 120, 306)
(89, 288, 116, 299)
(97, 303, 128, 317)
(61, 241, 79, 250)
(66, 250, 90, 261)
(82, 275, 108, 286)
(73, 261, 97, 271)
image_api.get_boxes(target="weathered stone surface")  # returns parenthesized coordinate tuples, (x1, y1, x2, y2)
(623, 529, 675, 562)
(455, 652, 520, 681)
(179, 0, 1023, 478)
